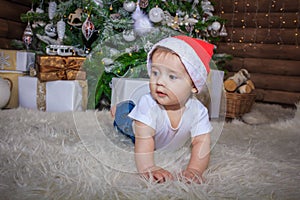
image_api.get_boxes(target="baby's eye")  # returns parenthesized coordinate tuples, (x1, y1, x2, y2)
(169, 74, 177, 80)
(152, 70, 159, 76)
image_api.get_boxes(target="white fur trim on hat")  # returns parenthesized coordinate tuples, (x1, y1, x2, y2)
(147, 37, 213, 93)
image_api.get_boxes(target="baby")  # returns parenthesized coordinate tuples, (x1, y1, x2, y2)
(113, 35, 214, 183)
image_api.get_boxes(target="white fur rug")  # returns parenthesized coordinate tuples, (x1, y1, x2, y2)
(0, 103, 299, 200)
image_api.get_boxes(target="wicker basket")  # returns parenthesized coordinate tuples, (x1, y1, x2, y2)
(225, 92, 256, 118)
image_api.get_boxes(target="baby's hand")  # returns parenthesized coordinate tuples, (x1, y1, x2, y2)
(180, 168, 204, 184)
(141, 166, 173, 183)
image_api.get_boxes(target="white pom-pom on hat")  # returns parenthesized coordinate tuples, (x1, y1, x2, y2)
(147, 35, 214, 93)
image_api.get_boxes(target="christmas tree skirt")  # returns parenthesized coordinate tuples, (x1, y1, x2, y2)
(0, 103, 299, 199)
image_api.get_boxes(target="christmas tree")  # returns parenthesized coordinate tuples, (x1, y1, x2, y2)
(20, 0, 229, 109)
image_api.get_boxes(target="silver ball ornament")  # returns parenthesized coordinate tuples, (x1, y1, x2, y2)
(211, 21, 221, 31)
(149, 7, 164, 23)
(123, 1, 136, 12)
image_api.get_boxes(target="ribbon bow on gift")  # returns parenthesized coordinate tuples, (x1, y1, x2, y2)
(55, 59, 82, 79)
(38, 56, 85, 81)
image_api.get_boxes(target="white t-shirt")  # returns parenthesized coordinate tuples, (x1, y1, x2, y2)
(128, 93, 212, 151)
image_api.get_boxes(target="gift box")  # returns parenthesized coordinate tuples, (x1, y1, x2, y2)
(0, 49, 35, 71)
(37, 56, 86, 82)
(0, 70, 25, 108)
(18, 76, 88, 112)
(111, 77, 150, 107)
(205, 69, 224, 118)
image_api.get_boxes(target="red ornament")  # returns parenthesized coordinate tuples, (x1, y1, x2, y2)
(82, 17, 95, 41)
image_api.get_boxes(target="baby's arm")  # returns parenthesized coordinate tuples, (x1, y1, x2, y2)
(134, 120, 173, 183)
(181, 133, 210, 183)
(110, 105, 116, 118)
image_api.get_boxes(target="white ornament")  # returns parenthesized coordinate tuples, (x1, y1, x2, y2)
(219, 23, 228, 37)
(123, 1, 136, 12)
(48, 1, 57, 20)
(45, 23, 57, 37)
(122, 30, 136, 42)
(211, 21, 221, 31)
(0, 77, 11, 109)
(22, 22, 33, 49)
(132, 5, 153, 36)
(149, 7, 164, 23)
(57, 19, 66, 41)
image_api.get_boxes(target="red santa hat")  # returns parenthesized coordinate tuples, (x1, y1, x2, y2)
(147, 35, 214, 93)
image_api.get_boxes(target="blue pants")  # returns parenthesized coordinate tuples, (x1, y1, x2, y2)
(113, 100, 136, 143)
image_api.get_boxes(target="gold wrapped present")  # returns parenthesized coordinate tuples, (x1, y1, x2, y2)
(0, 70, 25, 108)
(0, 49, 35, 71)
(37, 56, 86, 81)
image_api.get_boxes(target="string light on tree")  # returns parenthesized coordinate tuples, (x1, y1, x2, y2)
(278, 2, 286, 46)
(295, 12, 299, 48)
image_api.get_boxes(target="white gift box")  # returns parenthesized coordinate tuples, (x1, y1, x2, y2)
(0, 49, 35, 72)
(207, 69, 224, 118)
(111, 70, 224, 118)
(18, 76, 88, 112)
(111, 77, 150, 106)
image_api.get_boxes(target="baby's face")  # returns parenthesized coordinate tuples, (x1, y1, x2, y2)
(149, 52, 195, 110)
